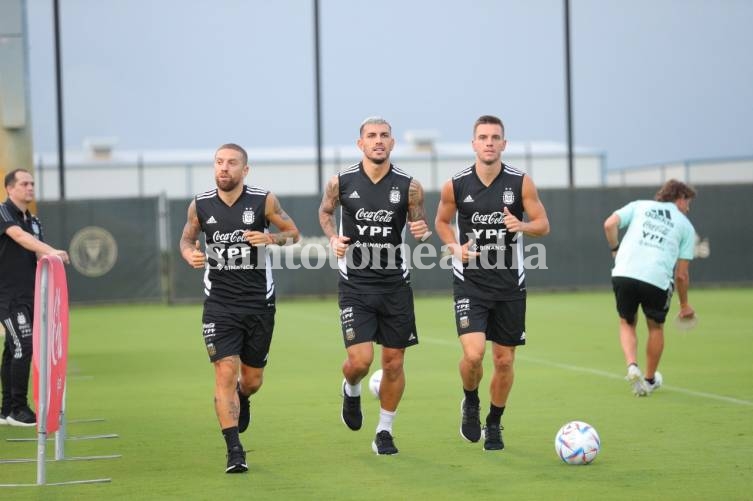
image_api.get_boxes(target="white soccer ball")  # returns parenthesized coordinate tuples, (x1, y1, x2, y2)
(554, 420, 601, 465)
(368, 369, 383, 398)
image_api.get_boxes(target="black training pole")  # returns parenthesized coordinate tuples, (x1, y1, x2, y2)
(563, 0, 574, 188)
(313, 0, 324, 194)
(53, 0, 66, 199)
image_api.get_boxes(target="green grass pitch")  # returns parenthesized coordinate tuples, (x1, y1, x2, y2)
(1, 288, 752, 499)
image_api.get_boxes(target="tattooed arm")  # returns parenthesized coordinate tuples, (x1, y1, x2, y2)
(319, 175, 349, 257)
(407, 178, 430, 240)
(245, 193, 301, 246)
(179, 199, 206, 268)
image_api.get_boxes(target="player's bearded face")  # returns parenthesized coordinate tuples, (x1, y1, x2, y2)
(358, 125, 394, 165)
(214, 149, 248, 192)
(216, 173, 241, 192)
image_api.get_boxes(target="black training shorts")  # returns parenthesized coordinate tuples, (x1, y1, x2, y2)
(338, 287, 418, 349)
(201, 306, 275, 367)
(453, 295, 527, 346)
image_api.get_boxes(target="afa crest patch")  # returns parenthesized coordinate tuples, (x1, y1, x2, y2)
(242, 209, 255, 225)
(502, 189, 515, 205)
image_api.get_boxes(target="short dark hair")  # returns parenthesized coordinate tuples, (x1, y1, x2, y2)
(4, 169, 31, 188)
(473, 115, 505, 138)
(654, 179, 696, 202)
(216, 143, 248, 165)
(359, 116, 392, 137)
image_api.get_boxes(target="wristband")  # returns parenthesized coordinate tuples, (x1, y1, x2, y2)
(610, 244, 620, 252)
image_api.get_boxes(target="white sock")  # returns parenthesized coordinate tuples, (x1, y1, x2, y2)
(376, 408, 396, 433)
(344, 380, 361, 397)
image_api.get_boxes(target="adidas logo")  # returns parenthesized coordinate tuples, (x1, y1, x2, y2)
(463, 195, 474, 203)
(348, 191, 360, 199)
(206, 216, 218, 224)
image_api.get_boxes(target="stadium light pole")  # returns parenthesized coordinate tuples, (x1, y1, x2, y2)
(313, 0, 324, 194)
(563, 0, 574, 188)
(53, 0, 66, 199)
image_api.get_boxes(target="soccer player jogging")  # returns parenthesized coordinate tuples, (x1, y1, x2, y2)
(603, 179, 696, 396)
(318, 117, 429, 455)
(1, 169, 69, 427)
(435, 115, 550, 451)
(180, 144, 300, 473)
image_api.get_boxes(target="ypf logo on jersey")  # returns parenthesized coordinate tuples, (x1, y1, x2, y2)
(389, 187, 401, 204)
(242, 208, 255, 225)
(502, 189, 515, 205)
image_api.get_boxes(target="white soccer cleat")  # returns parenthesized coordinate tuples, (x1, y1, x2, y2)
(626, 364, 648, 397)
(645, 371, 663, 394)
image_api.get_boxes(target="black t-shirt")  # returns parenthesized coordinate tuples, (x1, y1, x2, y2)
(0, 199, 43, 308)
(195, 185, 274, 312)
(451, 163, 526, 301)
(337, 163, 412, 293)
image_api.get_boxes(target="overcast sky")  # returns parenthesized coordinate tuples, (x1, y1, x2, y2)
(23, 0, 753, 169)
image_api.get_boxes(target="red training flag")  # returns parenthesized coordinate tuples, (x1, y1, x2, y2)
(32, 255, 69, 434)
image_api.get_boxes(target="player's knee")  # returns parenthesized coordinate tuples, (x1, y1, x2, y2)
(463, 350, 484, 367)
(241, 373, 263, 395)
(381, 360, 404, 378)
(494, 358, 514, 373)
(214, 359, 238, 386)
(344, 356, 371, 377)
(492, 351, 515, 372)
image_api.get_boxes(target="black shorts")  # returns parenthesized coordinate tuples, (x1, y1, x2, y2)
(338, 288, 418, 349)
(201, 307, 275, 367)
(453, 295, 526, 346)
(612, 276, 673, 324)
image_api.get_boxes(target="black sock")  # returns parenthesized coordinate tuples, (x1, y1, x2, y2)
(222, 426, 241, 450)
(486, 404, 505, 426)
(645, 377, 655, 385)
(463, 387, 480, 405)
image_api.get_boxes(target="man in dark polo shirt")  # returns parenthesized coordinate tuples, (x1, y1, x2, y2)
(0, 169, 69, 427)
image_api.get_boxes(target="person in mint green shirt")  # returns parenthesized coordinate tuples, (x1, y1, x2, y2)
(603, 179, 697, 397)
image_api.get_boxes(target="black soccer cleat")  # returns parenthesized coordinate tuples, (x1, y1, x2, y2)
(341, 380, 362, 431)
(237, 382, 251, 433)
(460, 398, 481, 443)
(482, 423, 505, 451)
(371, 430, 399, 455)
(225, 445, 248, 473)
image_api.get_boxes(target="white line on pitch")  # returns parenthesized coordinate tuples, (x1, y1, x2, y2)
(419, 336, 753, 407)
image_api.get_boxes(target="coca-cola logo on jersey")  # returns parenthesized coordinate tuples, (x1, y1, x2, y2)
(471, 212, 504, 225)
(212, 230, 246, 243)
(355, 208, 394, 223)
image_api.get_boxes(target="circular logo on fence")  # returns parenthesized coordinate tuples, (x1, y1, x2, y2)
(69, 226, 118, 277)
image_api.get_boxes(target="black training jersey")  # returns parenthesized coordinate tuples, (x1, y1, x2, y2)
(451, 163, 526, 301)
(0, 199, 44, 307)
(195, 185, 274, 312)
(337, 162, 412, 293)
